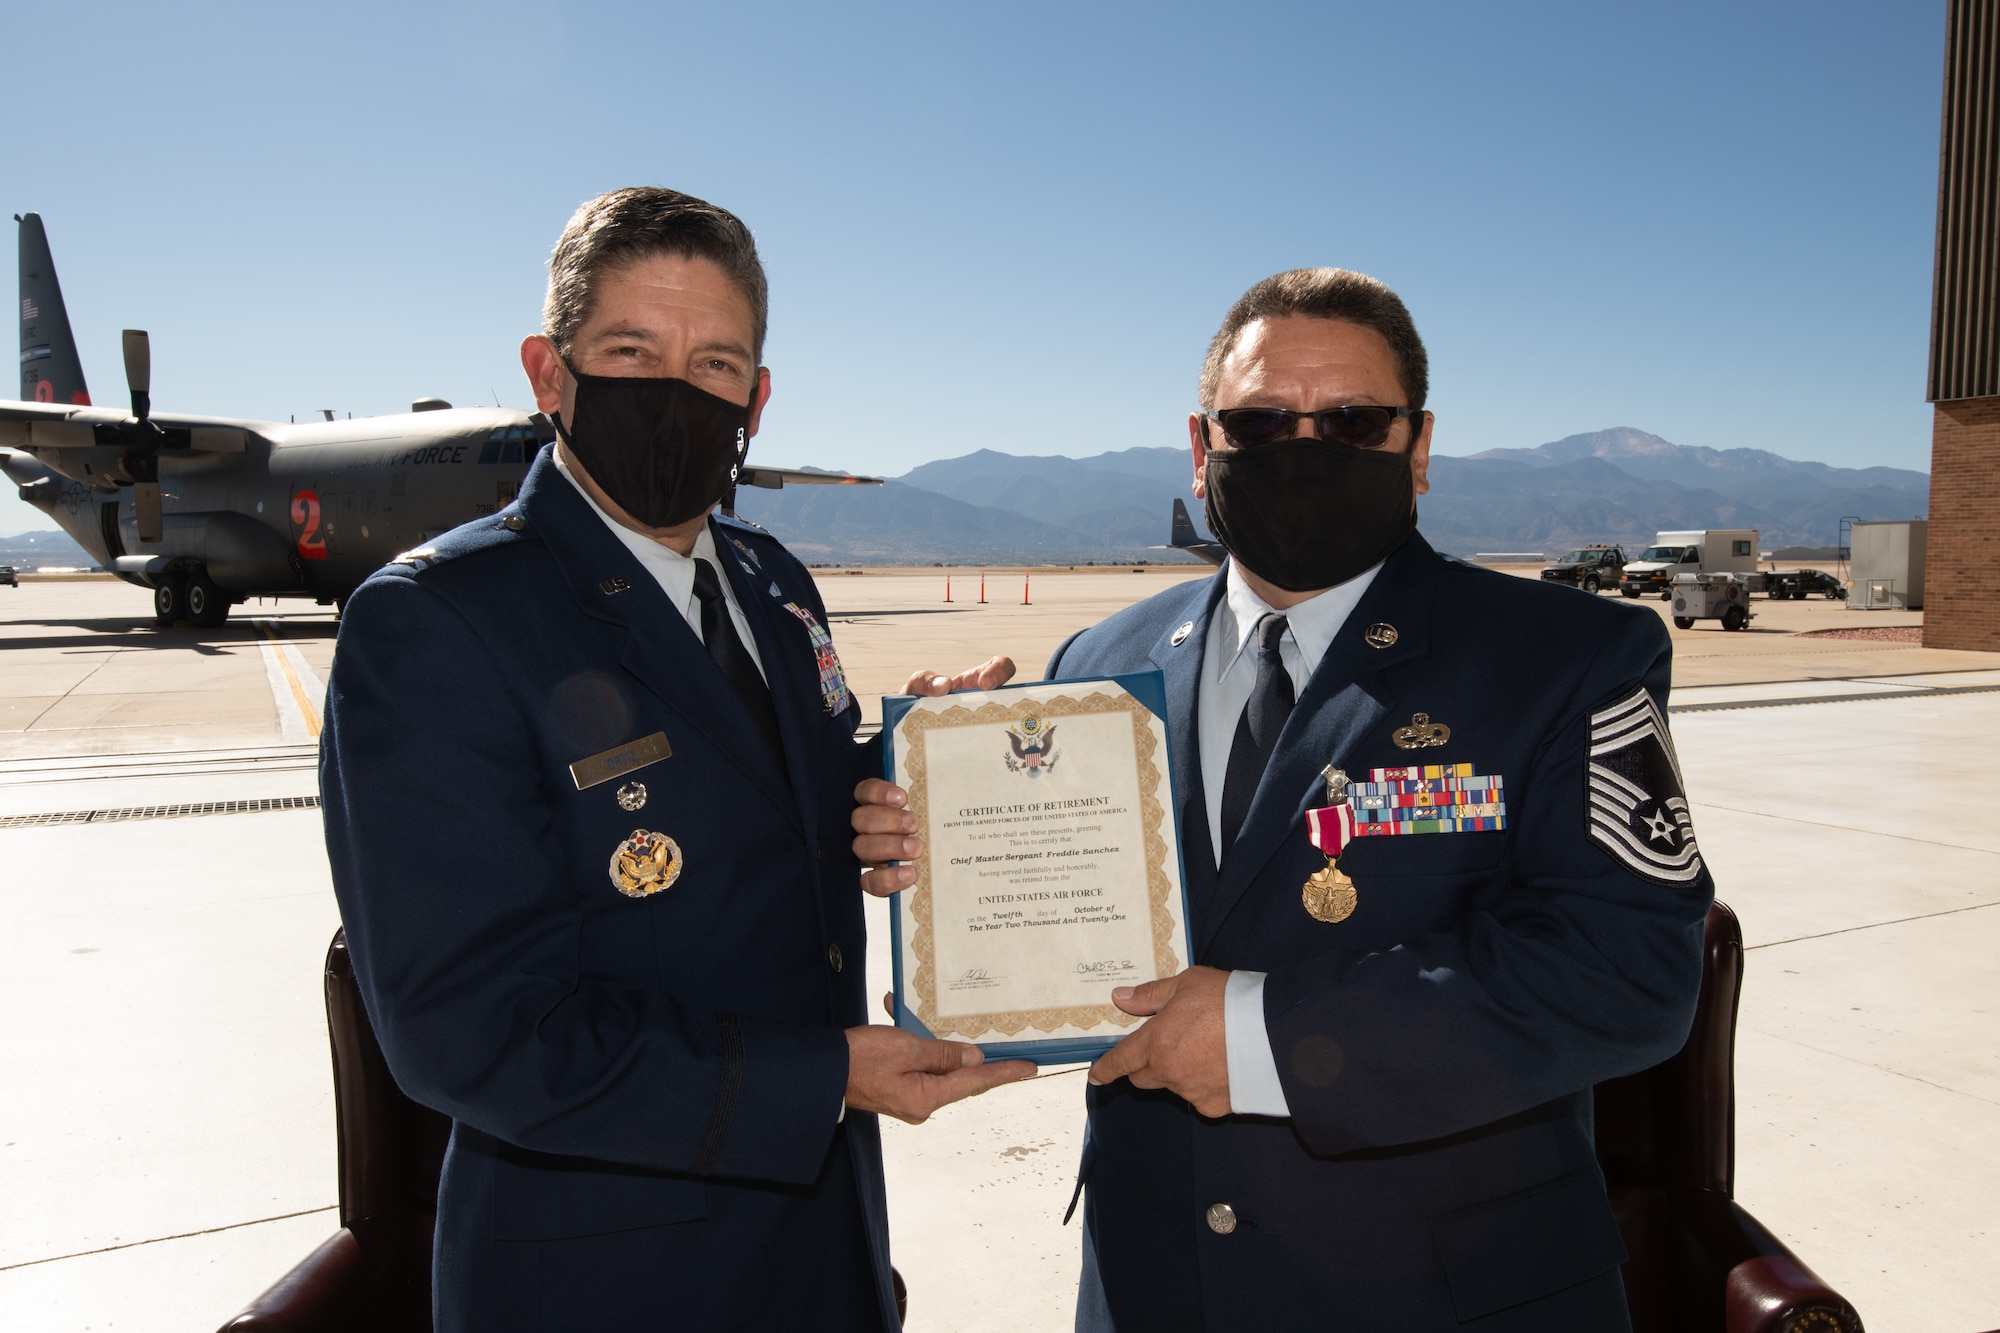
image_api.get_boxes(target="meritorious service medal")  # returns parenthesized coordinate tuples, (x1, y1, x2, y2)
(1303, 803, 1358, 923)
(610, 829, 682, 898)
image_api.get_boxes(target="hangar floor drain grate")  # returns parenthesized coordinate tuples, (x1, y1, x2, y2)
(0, 795, 322, 830)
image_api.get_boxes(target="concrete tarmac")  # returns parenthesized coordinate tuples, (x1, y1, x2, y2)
(1, 572, 1995, 1331)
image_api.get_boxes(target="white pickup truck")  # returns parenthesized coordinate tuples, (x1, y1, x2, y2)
(1618, 529, 1759, 600)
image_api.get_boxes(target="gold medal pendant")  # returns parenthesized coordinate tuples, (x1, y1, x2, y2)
(610, 829, 682, 899)
(1302, 859, 1357, 923)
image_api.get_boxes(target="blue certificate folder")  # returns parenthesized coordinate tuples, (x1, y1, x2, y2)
(882, 671, 1191, 1066)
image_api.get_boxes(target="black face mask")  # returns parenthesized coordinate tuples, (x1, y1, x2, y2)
(552, 363, 752, 529)
(1201, 432, 1417, 592)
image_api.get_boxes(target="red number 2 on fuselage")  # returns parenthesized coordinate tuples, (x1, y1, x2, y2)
(291, 490, 327, 561)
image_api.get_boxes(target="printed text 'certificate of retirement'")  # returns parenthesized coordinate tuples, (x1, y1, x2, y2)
(884, 672, 1191, 1064)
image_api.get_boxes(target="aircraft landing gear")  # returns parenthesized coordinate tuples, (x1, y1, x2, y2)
(186, 573, 231, 629)
(154, 574, 188, 626)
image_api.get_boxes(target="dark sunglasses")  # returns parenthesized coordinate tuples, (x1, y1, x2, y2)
(1204, 405, 1421, 450)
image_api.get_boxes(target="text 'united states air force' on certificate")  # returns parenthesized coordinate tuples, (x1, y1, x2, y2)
(889, 677, 1190, 1054)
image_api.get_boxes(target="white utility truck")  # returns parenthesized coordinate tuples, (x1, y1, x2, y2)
(1619, 529, 1759, 601)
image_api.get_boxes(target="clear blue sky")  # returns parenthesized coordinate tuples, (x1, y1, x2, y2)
(3, 0, 1946, 537)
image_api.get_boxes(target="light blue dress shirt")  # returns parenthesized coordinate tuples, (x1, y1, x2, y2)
(1205, 558, 1383, 1117)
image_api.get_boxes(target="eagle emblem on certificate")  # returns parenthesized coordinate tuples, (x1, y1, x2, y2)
(883, 674, 1190, 1065)
(1004, 715, 1060, 775)
(1585, 686, 1702, 886)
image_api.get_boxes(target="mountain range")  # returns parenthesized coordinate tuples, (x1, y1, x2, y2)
(735, 427, 1929, 562)
(0, 428, 1931, 569)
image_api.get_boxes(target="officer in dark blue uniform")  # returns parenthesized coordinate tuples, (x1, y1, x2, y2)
(323, 188, 1029, 1333)
(858, 267, 1713, 1330)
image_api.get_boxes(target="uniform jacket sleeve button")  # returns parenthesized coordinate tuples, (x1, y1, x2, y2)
(1205, 1203, 1238, 1234)
(828, 943, 844, 972)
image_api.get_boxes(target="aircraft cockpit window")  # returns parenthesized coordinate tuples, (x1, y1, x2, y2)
(478, 426, 534, 465)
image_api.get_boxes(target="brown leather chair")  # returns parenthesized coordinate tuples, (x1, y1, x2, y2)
(234, 910, 1855, 1331)
(1595, 900, 1864, 1332)
(220, 930, 907, 1332)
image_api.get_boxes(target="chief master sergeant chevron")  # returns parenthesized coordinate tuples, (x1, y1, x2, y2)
(320, 188, 1031, 1333)
(871, 268, 1714, 1330)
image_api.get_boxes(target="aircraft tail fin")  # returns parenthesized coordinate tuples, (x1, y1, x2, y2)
(1170, 497, 1202, 547)
(17, 213, 90, 406)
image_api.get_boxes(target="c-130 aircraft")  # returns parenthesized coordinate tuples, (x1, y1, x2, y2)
(0, 213, 879, 626)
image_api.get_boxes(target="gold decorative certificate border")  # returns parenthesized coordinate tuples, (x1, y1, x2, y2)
(898, 687, 1183, 1040)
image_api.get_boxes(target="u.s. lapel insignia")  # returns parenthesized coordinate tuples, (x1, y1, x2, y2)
(599, 576, 631, 595)
(1363, 622, 1399, 649)
(610, 829, 682, 898)
(1171, 621, 1195, 647)
(1392, 713, 1452, 749)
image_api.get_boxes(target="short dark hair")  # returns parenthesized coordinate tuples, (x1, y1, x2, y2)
(1198, 268, 1428, 411)
(543, 187, 769, 363)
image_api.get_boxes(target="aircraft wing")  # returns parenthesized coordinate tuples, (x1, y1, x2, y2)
(737, 465, 882, 489)
(0, 399, 276, 450)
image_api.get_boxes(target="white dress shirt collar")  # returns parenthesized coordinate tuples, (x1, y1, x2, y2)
(1212, 556, 1385, 684)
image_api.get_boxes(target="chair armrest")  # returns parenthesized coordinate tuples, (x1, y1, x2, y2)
(216, 1228, 364, 1332)
(1725, 1254, 1863, 1333)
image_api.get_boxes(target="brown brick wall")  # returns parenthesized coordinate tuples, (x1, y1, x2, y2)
(1926, 398, 2000, 651)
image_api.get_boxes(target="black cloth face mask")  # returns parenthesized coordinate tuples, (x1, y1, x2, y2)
(552, 363, 752, 529)
(1201, 432, 1418, 592)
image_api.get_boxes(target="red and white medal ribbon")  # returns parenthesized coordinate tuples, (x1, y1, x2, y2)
(1306, 802, 1356, 860)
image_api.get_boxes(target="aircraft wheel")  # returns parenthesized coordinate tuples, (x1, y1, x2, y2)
(186, 574, 230, 628)
(1673, 616, 1695, 630)
(154, 575, 188, 626)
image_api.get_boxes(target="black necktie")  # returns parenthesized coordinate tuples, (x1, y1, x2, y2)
(1219, 613, 1295, 862)
(691, 557, 785, 767)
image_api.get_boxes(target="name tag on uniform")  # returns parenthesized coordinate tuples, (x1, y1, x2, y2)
(570, 732, 672, 791)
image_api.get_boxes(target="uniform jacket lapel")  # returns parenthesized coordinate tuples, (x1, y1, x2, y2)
(518, 454, 802, 831)
(1197, 537, 1439, 954)
(710, 526, 825, 844)
(1146, 572, 1227, 932)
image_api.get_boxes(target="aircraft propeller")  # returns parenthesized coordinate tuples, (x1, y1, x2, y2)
(119, 329, 166, 541)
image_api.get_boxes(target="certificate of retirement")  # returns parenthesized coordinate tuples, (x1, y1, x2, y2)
(883, 672, 1191, 1064)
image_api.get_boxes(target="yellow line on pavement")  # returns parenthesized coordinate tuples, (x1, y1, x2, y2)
(255, 619, 322, 739)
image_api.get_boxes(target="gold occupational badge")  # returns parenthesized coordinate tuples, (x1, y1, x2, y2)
(610, 829, 682, 898)
(1302, 861, 1357, 924)
(1392, 712, 1452, 749)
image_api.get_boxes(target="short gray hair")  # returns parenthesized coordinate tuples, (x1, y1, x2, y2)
(542, 187, 769, 363)
(1198, 268, 1428, 411)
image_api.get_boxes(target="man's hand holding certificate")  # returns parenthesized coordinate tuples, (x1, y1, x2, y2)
(856, 667, 1194, 1066)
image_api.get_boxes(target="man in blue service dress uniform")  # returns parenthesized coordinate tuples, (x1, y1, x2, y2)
(322, 188, 1029, 1333)
(1047, 269, 1712, 1330)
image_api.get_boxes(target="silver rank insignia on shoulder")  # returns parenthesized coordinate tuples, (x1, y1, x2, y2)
(389, 546, 437, 567)
(1586, 687, 1701, 887)
(1171, 621, 1195, 647)
(1392, 713, 1451, 749)
(610, 830, 681, 898)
